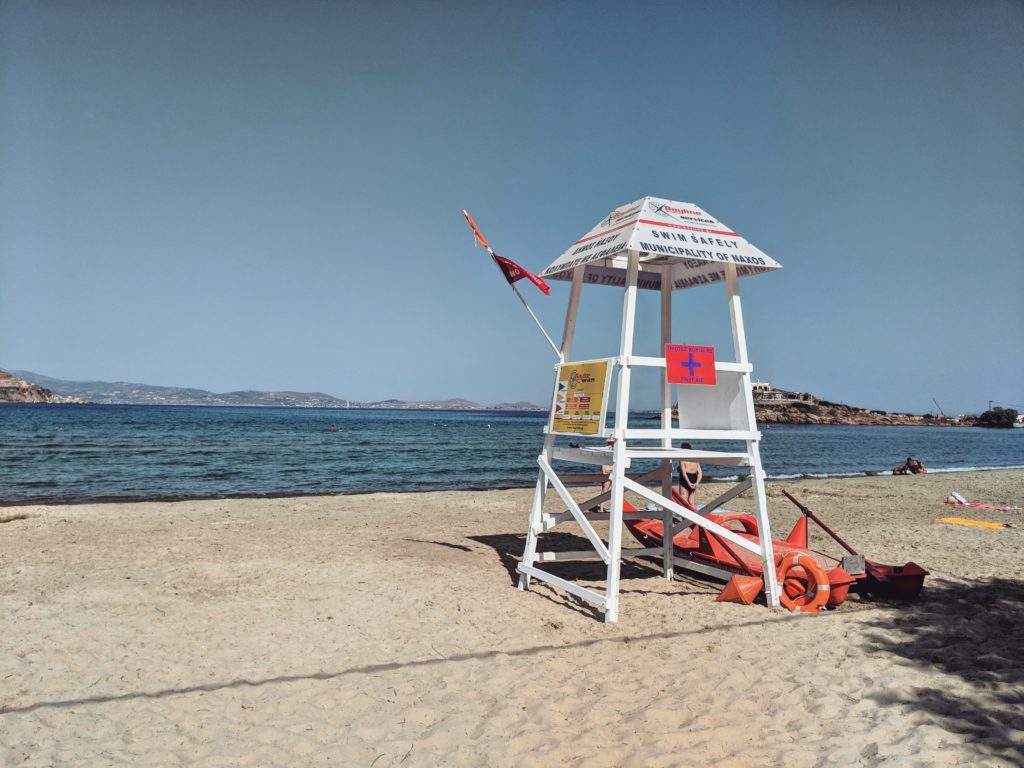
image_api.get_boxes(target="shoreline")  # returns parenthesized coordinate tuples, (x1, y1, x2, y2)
(5, 462, 1023, 508)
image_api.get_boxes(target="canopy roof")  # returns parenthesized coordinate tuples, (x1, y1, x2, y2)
(540, 196, 781, 291)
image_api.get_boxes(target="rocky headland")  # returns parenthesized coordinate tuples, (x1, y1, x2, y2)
(754, 400, 950, 426)
(0, 370, 89, 404)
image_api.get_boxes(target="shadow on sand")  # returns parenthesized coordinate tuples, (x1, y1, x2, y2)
(470, 531, 657, 583)
(0, 615, 789, 716)
(860, 576, 1024, 765)
(471, 530, 1024, 762)
(469, 531, 716, 620)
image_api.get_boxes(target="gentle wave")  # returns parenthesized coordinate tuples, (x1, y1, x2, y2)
(763, 464, 1024, 481)
(926, 464, 1024, 474)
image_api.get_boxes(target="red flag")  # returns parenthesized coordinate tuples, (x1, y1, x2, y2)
(463, 210, 550, 296)
(492, 253, 551, 296)
(463, 208, 559, 356)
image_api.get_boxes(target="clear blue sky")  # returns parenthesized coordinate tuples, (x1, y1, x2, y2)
(2, 1, 1021, 414)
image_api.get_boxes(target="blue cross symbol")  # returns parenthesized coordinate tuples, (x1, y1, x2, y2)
(680, 353, 701, 378)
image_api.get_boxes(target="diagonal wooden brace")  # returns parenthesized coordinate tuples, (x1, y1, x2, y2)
(538, 455, 610, 563)
(668, 477, 754, 538)
(622, 476, 762, 557)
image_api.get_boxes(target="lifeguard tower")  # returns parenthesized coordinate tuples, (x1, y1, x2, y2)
(516, 197, 783, 622)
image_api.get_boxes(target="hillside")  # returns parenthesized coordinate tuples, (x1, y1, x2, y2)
(0, 370, 89, 404)
(9, 371, 543, 411)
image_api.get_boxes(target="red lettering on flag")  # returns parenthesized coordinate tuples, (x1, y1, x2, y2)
(493, 254, 551, 295)
(666, 344, 717, 385)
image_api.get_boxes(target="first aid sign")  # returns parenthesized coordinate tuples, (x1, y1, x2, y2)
(666, 344, 716, 385)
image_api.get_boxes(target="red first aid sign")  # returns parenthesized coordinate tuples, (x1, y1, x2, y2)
(666, 344, 717, 385)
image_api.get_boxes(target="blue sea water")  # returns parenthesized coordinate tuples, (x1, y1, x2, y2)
(1, 404, 1022, 505)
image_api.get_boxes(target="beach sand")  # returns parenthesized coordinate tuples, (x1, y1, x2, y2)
(2, 470, 1022, 767)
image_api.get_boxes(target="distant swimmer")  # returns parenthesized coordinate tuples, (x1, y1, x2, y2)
(329, 424, 337, 433)
(893, 456, 927, 475)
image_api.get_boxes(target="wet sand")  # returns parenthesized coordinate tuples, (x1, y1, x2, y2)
(2, 470, 1022, 766)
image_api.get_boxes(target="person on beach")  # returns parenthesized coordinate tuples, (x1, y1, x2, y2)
(677, 442, 703, 509)
(893, 456, 927, 475)
(598, 438, 615, 512)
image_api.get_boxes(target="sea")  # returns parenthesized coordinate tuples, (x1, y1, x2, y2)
(2, 404, 1023, 506)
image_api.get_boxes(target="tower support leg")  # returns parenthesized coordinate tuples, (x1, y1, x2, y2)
(519, 434, 554, 589)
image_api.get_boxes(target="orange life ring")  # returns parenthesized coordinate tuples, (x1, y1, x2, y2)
(710, 513, 760, 537)
(776, 552, 830, 613)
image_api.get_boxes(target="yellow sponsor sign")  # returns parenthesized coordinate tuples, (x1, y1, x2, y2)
(550, 359, 612, 435)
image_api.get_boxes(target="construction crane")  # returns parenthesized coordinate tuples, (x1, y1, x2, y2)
(932, 397, 945, 419)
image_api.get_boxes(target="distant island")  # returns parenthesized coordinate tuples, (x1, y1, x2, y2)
(2, 370, 543, 411)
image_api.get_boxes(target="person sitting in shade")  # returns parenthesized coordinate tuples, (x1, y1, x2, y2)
(677, 442, 703, 509)
(598, 438, 615, 512)
(893, 456, 927, 475)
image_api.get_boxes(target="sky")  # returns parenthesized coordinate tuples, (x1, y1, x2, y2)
(1, 1, 1021, 415)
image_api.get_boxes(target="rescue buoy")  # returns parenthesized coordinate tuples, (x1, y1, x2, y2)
(776, 551, 830, 613)
(715, 513, 759, 536)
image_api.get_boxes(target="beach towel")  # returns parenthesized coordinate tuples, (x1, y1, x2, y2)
(944, 491, 1019, 513)
(934, 517, 1017, 530)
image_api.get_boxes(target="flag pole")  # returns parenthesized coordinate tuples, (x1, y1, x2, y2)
(462, 210, 562, 361)
(511, 283, 561, 359)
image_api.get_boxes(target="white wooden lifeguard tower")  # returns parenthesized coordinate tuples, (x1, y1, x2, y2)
(517, 196, 784, 622)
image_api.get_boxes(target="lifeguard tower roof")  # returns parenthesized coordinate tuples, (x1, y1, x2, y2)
(540, 196, 782, 291)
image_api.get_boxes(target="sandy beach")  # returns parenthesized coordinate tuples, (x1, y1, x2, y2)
(2, 469, 1022, 767)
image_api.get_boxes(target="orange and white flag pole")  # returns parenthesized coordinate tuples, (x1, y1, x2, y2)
(463, 210, 561, 359)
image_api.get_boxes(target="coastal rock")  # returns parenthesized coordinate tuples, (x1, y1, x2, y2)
(754, 400, 947, 426)
(0, 369, 89, 404)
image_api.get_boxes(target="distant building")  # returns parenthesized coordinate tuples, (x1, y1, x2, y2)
(751, 380, 818, 404)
